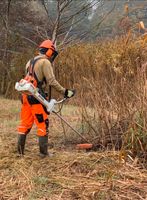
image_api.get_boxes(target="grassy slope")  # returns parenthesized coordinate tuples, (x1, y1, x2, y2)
(0, 98, 146, 200)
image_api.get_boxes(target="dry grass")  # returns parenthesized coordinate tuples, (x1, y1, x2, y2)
(0, 98, 147, 200)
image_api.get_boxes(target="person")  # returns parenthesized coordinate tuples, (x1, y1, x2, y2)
(17, 39, 75, 157)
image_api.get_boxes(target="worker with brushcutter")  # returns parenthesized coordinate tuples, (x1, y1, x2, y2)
(17, 39, 75, 157)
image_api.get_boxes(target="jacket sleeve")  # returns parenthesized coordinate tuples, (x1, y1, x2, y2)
(42, 59, 65, 94)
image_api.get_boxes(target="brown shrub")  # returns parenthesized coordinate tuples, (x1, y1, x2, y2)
(55, 37, 147, 163)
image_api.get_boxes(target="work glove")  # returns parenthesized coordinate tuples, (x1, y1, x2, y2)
(64, 89, 75, 98)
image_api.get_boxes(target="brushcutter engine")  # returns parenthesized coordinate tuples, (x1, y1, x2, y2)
(15, 79, 65, 113)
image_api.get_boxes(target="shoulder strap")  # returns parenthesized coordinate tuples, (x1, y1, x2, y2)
(27, 57, 44, 88)
(27, 57, 50, 97)
(48, 86, 52, 101)
(28, 57, 42, 75)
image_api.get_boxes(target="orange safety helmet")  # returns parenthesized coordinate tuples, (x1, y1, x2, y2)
(39, 40, 58, 62)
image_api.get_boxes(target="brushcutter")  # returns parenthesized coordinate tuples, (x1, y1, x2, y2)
(15, 79, 90, 144)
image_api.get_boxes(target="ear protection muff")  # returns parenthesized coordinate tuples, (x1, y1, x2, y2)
(46, 48, 54, 57)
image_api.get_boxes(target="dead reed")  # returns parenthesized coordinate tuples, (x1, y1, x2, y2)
(55, 36, 147, 164)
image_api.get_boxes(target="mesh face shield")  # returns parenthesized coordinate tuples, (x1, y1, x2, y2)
(50, 50, 58, 63)
(39, 48, 58, 63)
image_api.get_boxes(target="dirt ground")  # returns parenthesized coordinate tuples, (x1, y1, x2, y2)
(0, 98, 147, 200)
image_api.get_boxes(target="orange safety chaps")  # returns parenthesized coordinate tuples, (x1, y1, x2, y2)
(17, 95, 49, 136)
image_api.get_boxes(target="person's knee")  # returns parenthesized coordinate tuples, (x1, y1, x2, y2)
(37, 129, 47, 136)
(37, 119, 49, 136)
(35, 112, 49, 136)
(35, 114, 44, 123)
(17, 126, 31, 134)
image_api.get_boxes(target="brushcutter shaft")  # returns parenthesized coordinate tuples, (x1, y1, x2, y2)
(53, 111, 90, 143)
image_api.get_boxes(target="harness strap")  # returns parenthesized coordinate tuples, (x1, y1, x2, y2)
(27, 57, 51, 100)
(48, 86, 52, 101)
(27, 57, 45, 88)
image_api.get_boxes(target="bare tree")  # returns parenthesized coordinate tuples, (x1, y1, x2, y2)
(0, 0, 12, 94)
(39, 0, 115, 48)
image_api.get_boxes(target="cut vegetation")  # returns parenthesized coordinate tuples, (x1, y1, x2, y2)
(0, 98, 146, 200)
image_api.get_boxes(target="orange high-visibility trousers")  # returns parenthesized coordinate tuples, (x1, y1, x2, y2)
(17, 95, 49, 136)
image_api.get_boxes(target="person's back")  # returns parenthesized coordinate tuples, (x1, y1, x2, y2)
(26, 54, 65, 92)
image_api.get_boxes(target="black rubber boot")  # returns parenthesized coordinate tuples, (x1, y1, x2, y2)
(17, 134, 26, 155)
(39, 135, 48, 157)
